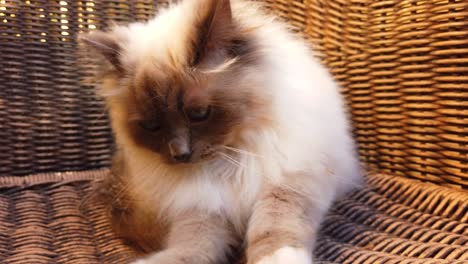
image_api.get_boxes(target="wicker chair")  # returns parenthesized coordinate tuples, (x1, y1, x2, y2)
(0, 0, 466, 263)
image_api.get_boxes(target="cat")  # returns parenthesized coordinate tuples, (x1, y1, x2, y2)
(79, 0, 362, 263)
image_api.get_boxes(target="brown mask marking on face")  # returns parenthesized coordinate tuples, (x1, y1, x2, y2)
(85, 0, 273, 166)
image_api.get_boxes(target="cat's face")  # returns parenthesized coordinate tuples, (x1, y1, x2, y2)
(80, 0, 272, 165)
(121, 61, 257, 165)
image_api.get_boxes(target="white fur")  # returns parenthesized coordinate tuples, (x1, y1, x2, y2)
(130, 259, 148, 264)
(107, 0, 362, 245)
(255, 247, 312, 264)
(122, 144, 264, 233)
(112, 0, 216, 72)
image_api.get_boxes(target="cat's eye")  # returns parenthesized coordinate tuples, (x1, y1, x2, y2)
(185, 106, 212, 123)
(138, 120, 161, 132)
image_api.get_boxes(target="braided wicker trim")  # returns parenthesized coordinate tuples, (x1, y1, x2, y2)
(0, 169, 108, 189)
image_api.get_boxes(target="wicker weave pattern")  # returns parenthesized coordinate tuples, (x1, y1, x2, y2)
(0, 0, 168, 176)
(266, 0, 468, 188)
(0, 171, 466, 263)
(1, 1, 467, 263)
(0, 170, 135, 263)
(317, 174, 468, 263)
(0, 0, 466, 187)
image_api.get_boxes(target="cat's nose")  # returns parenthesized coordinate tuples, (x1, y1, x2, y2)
(168, 137, 191, 163)
(173, 153, 191, 163)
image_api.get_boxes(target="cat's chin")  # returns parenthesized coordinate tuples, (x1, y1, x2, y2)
(161, 155, 217, 168)
(139, 146, 221, 168)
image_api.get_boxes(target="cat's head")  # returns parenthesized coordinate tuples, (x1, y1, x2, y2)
(79, 0, 272, 165)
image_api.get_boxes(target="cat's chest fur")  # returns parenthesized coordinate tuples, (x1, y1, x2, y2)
(125, 148, 264, 233)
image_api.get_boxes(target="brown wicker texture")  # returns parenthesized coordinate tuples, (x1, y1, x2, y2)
(1, 0, 467, 263)
(0, 170, 136, 263)
(0, 0, 169, 176)
(0, 0, 466, 187)
(273, 0, 468, 189)
(0, 170, 466, 264)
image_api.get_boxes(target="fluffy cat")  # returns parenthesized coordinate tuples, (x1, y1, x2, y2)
(79, 0, 362, 263)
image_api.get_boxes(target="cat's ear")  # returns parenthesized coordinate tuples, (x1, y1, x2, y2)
(191, 0, 234, 64)
(79, 31, 123, 71)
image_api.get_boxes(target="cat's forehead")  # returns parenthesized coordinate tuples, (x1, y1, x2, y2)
(133, 62, 211, 108)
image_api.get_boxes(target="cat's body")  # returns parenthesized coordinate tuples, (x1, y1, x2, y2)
(80, 0, 362, 263)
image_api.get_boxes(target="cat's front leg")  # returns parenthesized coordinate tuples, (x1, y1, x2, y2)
(246, 173, 327, 264)
(130, 211, 237, 264)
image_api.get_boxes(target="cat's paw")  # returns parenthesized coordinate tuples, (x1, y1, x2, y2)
(129, 258, 156, 264)
(129, 259, 149, 264)
(255, 247, 312, 264)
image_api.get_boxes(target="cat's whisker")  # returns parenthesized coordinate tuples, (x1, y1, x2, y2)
(80, 35, 122, 54)
(218, 153, 240, 168)
(222, 146, 263, 158)
(200, 57, 239, 74)
(217, 152, 245, 169)
(219, 156, 239, 168)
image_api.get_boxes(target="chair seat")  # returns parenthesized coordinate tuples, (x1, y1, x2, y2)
(0, 170, 466, 264)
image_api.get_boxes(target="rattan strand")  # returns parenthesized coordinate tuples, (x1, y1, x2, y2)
(0, 170, 466, 263)
(0, 0, 466, 188)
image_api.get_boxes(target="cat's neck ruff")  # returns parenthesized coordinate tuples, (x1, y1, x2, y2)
(123, 142, 264, 232)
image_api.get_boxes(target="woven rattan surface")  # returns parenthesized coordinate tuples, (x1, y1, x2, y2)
(0, 170, 136, 264)
(0, 0, 466, 188)
(1, 0, 467, 262)
(0, 170, 466, 264)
